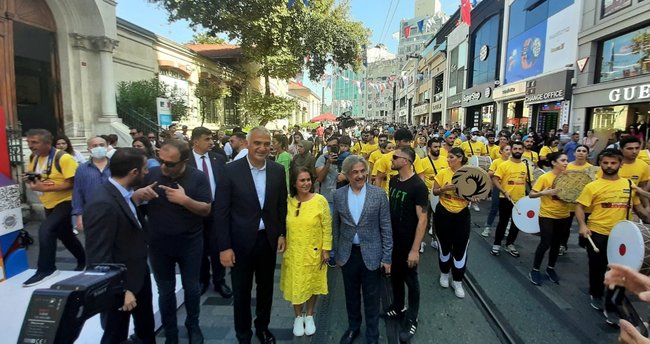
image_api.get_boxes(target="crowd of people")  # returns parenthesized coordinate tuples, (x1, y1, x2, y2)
(17, 119, 650, 343)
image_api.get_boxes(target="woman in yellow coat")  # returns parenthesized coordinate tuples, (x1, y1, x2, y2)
(281, 166, 332, 337)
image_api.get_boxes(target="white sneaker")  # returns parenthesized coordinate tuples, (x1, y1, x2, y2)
(481, 227, 490, 237)
(439, 273, 449, 288)
(452, 281, 465, 298)
(293, 315, 305, 337)
(431, 239, 439, 250)
(472, 203, 480, 212)
(304, 315, 316, 336)
(419, 242, 425, 253)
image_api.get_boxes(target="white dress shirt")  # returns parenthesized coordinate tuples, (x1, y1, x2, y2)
(192, 150, 216, 200)
(247, 156, 267, 230)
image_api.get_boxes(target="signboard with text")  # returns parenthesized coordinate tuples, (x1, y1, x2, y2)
(156, 97, 172, 127)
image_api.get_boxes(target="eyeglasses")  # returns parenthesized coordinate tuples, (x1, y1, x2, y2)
(392, 155, 411, 163)
(295, 201, 302, 217)
(159, 159, 182, 168)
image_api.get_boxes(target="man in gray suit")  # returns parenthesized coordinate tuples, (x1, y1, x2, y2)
(332, 155, 393, 344)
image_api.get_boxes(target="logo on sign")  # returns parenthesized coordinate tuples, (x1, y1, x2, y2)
(608, 84, 650, 103)
(484, 87, 492, 98)
(463, 92, 481, 103)
(479, 45, 489, 61)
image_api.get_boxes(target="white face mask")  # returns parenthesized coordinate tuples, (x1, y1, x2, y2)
(90, 146, 107, 159)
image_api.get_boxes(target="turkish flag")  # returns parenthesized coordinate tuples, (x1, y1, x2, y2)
(461, 0, 471, 26)
(404, 26, 411, 39)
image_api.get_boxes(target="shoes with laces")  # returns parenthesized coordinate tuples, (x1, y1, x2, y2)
(505, 244, 520, 257)
(382, 304, 406, 319)
(399, 318, 418, 342)
(439, 273, 450, 288)
(490, 245, 501, 256)
(23, 270, 59, 287)
(451, 281, 465, 298)
(481, 227, 490, 237)
(304, 315, 316, 336)
(293, 315, 305, 337)
(558, 245, 567, 256)
(472, 203, 480, 212)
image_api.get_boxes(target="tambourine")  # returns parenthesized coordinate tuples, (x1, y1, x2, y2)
(452, 166, 492, 201)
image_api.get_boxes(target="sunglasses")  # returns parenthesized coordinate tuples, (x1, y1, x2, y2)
(159, 159, 182, 168)
(392, 155, 411, 163)
(295, 201, 302, 217)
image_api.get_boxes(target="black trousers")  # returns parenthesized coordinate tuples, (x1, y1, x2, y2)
(38, 201, 85, 272)
(231, 230, 277, 343)
(341, 246, 381, 344)
(435, 204, 471, 281)
(533, 217, 570, 270)
(101, 270, 155, 344)
(493, 200, 521, 246)
(587, 232, 617, 311)
(200, 215, 226, 287)
(149, 235, 203, 338)
(390, 256, 420, 321)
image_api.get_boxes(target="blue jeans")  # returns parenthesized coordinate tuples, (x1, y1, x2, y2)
(149, 235, 203, 338)
(486, 186, 500, 227)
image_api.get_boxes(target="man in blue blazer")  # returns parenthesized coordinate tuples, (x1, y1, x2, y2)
(332, 155, 393, 344)
(214, 127, 288, 344)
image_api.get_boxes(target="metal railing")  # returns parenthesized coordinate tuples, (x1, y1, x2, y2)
(116, 105, 162, 135)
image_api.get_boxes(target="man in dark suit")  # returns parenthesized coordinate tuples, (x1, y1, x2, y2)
(84, 148, 155, 344)
(214, 127, 288, 344)
(188, 126, 232, 298)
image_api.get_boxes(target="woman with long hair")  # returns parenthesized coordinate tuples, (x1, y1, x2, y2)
(289, 132, 305, 156)
(132, 136, 160, 169)
(55, 135, 87, 164)
(280, 167, 331, 337)
(413, 133, 428, 159)
(528, 151, 570, 285)
(559, 145, 594, 255)
(432, 147, 477, 299)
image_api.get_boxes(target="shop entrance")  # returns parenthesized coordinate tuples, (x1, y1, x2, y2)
(533, 102, 562, 134)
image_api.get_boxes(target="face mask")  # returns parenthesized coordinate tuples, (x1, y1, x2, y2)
(90, 146, 107, 159)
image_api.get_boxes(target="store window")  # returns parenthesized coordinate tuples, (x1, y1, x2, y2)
(598, 25, 650, 83)
(470, 15, 500, 87)
(601, 0, 632, 18)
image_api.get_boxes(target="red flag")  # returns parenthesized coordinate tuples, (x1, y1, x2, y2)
(404, 26, 411, 39)
(461, 0, 471, 26)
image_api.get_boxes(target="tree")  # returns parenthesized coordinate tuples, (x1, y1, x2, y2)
(149, 0, 368, 125)
(194, 79, 230, 126)
(186, 32, 226, 45)
(239, 92, 298, 126)
(116, 78, 189, 122)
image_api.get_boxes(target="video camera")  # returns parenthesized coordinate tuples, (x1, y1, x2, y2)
(18, 264, 127, 344)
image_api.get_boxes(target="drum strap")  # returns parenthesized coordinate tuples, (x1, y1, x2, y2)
(428, 155, 438, 175)
(469, 142, 475, 156)
(627, 179, 633, 220)
(524, 160, 532, 196)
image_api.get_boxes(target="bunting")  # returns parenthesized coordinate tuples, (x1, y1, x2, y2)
(404, 26, 411, 39)
(461, 0, 472, 26)
(417, 20, 424, 33)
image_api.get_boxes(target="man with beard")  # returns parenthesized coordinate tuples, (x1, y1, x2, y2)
(84, 148, 156, 344)
(576, 149, 650, 324)
(523, 136, 540, 167)
(144, 139, 213, 343)
(597, 136, 650, 188)
(383, 147, 428, 342)
(440, 131, 456, 158)
(421, 138, 448, 249)
(486, 135, 497, 158)
(491, 141, 531, 257)
(460, 128, 488, 158)
(353, 130, 378, 159)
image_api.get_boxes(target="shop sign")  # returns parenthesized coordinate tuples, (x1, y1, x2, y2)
(525, 90, 565, 103)
(524, 70, 572, 105)
(463, 92, 481, 103)
(414, 103, 429, 116)
(462, 83, 494, 107)
(431, 101, 443, 111)
(608, 84, 650, 103)
(447, 94, 462, 108)
(493, 82, 527, 99)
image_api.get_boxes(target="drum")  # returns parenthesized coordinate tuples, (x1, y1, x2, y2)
(452, 166, 492, 201)
(553, 171, 594, 203)
(512, 196, 541, 234)
(469, 155, 492, 171)
(533, 168, 545, 183)
(607, 221, 650, 275)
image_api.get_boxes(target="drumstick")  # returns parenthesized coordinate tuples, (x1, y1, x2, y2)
(510, 199, 522, 215)
(586, 235, 600, 253)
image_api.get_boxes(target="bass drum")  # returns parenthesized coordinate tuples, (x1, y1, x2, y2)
(608, 221, 650, 275)
(511, 196, 541, 234)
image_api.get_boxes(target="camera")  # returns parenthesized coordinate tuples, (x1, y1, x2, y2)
(25, 172, 41, 182)
(329, 145, 340, 154)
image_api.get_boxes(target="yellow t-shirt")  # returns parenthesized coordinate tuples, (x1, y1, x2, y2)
(523, 151, 540, 166)
(434, 168, 468, 213)
(460, 140, 488, 157)
(440, 146, 451, 157)
(360, 142, 379, 157)
(539, 146, 558, 159)
(421, 155, 449, 191)
(375, 151, 425, 193)
(30, 150, 78, 209)
(489, 158, 507, 173)
(453, 138, 463, 148)
(567, 162, 593, 172)
(532, 172, 570, 219)
(494, 160, 531, 202)
(596, 159, 650, 185)
(368, 149, 384, 167)
(489, 145, 501, 160)
(639, 150, 650, 164)
(576, 178, 640, 235)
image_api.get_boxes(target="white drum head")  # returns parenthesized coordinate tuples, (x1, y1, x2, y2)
(430, 192, 439, 212)
(512, 196, 541, 234)
(469, 155, 479, 167)
(608, 220, 646, 272)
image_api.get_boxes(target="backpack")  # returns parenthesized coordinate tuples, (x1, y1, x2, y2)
(29, 149, 66, 175)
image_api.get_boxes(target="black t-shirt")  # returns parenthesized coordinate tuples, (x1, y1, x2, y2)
(143, 166, 212, 250)
(388, 174, 429, 256)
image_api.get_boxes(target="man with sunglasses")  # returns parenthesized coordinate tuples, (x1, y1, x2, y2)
(143, 139, 213, 344)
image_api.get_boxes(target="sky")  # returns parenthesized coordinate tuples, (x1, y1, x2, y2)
(116, 0, 460, 54)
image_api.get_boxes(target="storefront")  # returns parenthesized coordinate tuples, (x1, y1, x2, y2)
(447, 94, 463, 127)
(494, 81, 528, 131)
(430, 99, 443, 124)
(524, 70, 573, 134)
(461, 82, 495, 129)
(413, 101, 429, 125)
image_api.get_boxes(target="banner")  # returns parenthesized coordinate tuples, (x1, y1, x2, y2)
(156, 98, 172, 127)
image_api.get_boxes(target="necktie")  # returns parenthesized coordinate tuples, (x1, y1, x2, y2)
(201, 156, 209, 178)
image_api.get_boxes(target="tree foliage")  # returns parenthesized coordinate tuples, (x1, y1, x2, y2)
(239, 92, 298, 126)
(186, 32, 227, 45)
(194, 79, 230, 126)
(116, 78, 189, 122)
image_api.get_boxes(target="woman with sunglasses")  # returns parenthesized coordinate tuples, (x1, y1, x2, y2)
(432, 147, 478, 299)
(280, 166, 332, 337)
(528, 151, 570, 285)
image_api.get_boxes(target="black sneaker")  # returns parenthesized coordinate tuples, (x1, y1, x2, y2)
(399, 318, 418, 342)
(23, 270, 59, 287)
(382, 305, 406, 319)
(604, 310, 620, 327)
(529, 270, 543, 286)
(546, 268, 560, 284)
(590, 296, 603, 311)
